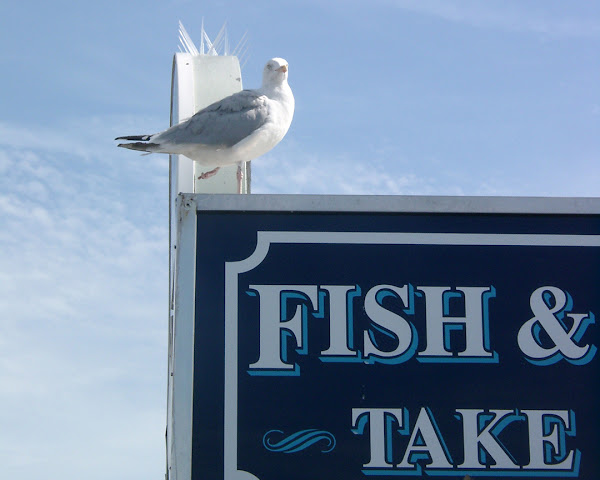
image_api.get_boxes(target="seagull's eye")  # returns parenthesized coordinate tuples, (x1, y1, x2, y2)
(267, 64, 273, 70)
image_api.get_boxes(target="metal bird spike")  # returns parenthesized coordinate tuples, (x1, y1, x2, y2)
(177, 20, 249, 66)
(211, 22, 227, 55)
(178, 20, 199, 55)
(200, 17, 205, 54)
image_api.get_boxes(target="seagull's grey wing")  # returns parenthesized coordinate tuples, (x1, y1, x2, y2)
(154, 90, 269, 147)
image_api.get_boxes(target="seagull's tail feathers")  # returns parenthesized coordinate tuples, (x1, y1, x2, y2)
(115, 134, 153, 141)
(117, 142, 161, 153)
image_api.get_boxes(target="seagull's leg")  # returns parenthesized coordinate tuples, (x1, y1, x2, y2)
(197, 167, 220, 180)
(237, 163, 244, 194)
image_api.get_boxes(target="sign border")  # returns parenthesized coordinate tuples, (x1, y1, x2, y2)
(173, 193, 600, 480)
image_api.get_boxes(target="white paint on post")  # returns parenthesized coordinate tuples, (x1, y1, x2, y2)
(167, 23, 250, 480)
(170, 53, 196, 197)
(167, 195, 198, 480)
(167, 52, 196, 480)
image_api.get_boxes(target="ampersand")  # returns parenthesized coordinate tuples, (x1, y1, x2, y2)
(517, 286, 596, 365)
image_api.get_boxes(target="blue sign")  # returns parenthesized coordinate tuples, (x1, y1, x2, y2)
(190, 197, 599, 479)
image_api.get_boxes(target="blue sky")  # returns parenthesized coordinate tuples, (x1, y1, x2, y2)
(0, 1, 598, 479)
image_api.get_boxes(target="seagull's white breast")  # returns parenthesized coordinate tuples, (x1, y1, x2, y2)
(229, 89, 294, 163)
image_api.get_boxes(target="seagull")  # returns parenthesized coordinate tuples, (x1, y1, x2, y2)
(116, 57, 294, 180)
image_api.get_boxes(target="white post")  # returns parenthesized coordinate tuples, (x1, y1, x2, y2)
(169, 53, 249, 197)
(167, 51, 249, 480)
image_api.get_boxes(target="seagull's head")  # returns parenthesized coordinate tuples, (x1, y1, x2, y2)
(263, 57, 289, 86)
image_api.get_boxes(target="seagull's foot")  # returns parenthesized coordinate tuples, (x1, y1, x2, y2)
(198, 167, 220, 180)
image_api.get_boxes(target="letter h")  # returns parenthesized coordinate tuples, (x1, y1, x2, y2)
(417, 286, 496, 361)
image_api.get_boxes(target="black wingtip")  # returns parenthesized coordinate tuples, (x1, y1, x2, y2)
(117, 142, 160, 152)
(115, 134, 152, 141)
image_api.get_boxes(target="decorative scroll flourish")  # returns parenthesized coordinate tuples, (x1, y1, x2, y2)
(262, 429, 336, 453)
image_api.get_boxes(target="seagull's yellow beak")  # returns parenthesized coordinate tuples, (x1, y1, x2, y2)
(277, 65, 288, 73)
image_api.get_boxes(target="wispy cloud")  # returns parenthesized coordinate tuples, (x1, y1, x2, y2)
(252, 137, 600, 198)
(0, 118, 168, 480)
(252, 143, 467, 196)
